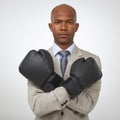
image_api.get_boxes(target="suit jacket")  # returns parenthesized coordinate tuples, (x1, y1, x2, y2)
(27, 45, 102, 120)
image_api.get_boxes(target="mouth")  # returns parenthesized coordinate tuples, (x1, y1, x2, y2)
(59, 34, 69, 38)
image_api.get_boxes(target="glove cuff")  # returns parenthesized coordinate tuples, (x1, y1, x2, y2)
(63, 77, 83, 99)
(49, 73, 64, 87)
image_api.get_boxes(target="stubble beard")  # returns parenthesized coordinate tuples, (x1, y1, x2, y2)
(55, 38, 73, 46)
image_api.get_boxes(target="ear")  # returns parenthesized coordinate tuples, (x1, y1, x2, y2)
(75, 23, 79, 32)
(48, 23, 53, 32)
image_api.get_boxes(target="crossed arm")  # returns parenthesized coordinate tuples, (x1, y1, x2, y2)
(28, 79, 101, 117)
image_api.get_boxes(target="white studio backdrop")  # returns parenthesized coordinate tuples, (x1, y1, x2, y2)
(0, 0, 120, 120)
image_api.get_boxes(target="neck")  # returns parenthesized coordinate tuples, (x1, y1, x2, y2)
(55, 42, 73, 50)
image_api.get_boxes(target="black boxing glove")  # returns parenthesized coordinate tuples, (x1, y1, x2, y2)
(19, 49, 64, 92)
(63, 57, 102, 99)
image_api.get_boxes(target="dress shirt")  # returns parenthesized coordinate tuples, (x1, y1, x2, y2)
(52, 43, 75, 63)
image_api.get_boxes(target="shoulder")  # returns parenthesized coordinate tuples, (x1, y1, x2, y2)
(75, 46, 102, 69)
(80, 48, 99, 59)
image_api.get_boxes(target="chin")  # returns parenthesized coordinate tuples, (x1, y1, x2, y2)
(59, 41, 70, 45)
(55, 38, 73, 46)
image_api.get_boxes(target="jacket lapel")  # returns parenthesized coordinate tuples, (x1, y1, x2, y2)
(48, 48, 62, 76)
(64, 45, 82, 79)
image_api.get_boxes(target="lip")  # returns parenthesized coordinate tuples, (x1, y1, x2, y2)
(59, 34, 69, 38)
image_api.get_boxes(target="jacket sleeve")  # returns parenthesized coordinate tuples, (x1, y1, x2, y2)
(27, 81, 70, 117)
(66, 80, 101, 114)
(66, 56, 102, 115)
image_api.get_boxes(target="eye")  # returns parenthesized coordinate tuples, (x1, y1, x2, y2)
(67, 20, 74, 24)
(54, 21, 61, 24)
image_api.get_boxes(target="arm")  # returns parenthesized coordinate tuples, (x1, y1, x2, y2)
(19, 49, 70, 116)
(27, 80, 70, 117)
(66, 56, 102, 114)
(67, 80, 101, 114)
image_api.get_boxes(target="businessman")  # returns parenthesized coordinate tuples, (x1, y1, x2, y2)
(19, 4, 102, 120)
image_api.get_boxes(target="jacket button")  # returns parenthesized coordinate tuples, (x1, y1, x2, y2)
(61, 111, 64, 116)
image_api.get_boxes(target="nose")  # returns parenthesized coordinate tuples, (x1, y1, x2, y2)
(60, 23, 67, 31)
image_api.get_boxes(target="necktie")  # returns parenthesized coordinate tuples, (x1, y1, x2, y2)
(58, 50, 70, 77)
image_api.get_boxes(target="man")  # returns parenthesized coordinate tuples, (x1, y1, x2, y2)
(26, 4, 102, 120)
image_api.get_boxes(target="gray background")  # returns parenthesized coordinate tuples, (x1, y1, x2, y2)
(0, 0, 120, 120)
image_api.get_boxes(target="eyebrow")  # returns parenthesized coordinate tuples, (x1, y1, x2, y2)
(53, 18, 74, 21)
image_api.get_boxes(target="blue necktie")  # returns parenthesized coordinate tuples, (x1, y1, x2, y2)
(58, 50, 70, 77)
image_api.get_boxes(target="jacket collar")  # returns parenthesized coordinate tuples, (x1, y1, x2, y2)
(48, 44, 82, 58)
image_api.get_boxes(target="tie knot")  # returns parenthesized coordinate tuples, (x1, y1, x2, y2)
(58, 50, 70, 57)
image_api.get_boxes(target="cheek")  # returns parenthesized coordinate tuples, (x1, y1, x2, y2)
(68, 25, 77, 32)
(69, 28, 77, 34)
(51, 27, 59, 33)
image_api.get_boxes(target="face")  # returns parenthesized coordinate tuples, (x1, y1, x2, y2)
(49, 5, 79, 49)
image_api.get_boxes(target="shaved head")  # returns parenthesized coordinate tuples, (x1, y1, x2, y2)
(51, 4, 77, 22)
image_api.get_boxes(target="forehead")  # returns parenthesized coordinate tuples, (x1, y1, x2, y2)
(51, 6, 76, 20)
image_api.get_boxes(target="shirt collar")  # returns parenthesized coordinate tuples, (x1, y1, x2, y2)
(52, 43, 75, 56)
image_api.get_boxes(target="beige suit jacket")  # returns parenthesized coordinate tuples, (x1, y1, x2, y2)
(27, 45, 102, 120)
